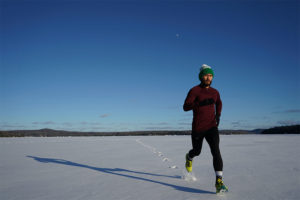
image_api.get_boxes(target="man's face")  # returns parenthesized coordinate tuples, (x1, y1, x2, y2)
(201, 74, 213, 86)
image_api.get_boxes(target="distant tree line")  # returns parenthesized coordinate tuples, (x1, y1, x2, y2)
(0, 128, 192, 137)
(0, 128, 254, 137)
(261, 125, 300, 134)
(0, 125, 299, 137)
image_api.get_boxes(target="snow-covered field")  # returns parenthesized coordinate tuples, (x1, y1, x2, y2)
(1, 135, 299, 200)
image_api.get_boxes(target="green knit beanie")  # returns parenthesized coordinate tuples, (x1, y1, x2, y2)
(199, 64, 214, 80)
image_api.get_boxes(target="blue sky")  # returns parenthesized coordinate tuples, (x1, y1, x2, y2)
(1, 0, 299, 131)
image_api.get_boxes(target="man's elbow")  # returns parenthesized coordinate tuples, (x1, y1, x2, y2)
(183, 105, 191, 111)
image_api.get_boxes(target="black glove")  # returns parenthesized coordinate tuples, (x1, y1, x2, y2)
(195, 98, 215, 107)
(216, 115, 220, 127)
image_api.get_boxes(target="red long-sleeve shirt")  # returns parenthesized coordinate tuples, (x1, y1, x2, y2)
(183, 85, 222, 133)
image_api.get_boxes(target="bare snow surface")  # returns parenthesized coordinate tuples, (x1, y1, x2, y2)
(1, 135, 300, 200)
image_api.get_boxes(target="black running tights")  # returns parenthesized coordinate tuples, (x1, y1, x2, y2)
(188, 127, 223, 171)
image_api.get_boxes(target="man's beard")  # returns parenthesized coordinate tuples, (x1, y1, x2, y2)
(201, 79, 212, 87)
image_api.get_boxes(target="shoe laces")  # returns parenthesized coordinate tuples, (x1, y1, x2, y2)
(217, 178, 223, 185)
(186, 160, 192, 167)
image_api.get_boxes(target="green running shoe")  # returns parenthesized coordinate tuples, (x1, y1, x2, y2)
(215, 177, 228, 194)
(185, 153, 193, 172)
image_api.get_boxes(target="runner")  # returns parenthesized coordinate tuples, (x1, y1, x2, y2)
(183, 64, 228, 194)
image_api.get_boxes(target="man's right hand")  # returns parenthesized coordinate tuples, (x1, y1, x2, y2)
(216, 115, 220, 126)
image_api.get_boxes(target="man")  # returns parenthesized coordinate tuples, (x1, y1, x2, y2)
(183, 64, 228, 194)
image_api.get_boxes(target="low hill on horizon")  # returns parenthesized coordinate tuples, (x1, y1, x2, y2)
(261, 125, 300, 134)
(0, 125, 299, 137)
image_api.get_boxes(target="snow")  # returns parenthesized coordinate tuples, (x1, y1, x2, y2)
(1, 135, 299, 200)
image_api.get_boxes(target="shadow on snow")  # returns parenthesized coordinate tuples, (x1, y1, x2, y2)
(27, 156, 214, 194)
